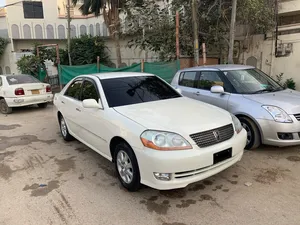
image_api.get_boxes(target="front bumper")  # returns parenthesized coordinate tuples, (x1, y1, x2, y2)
(257, 118, 300, 147)
(5, 94, 53, 107)
(135, 129, 246, 190)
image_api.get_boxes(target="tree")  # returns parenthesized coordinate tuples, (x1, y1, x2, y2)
(0, 37, 8, 57)
(125, 0, 276, 62)
(72, 0, 143, 68)
(16, 35, 111, 79)
(228, 0, 237, 64)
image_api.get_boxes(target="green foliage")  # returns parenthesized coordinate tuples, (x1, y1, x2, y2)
(67, 35, 110, 66)
(16, 55, 41, 77)
(0, 37, 8, 57)
(274, 73, 296, 90)
(124, 0, 276, 59)
(285, 78, 296, 90)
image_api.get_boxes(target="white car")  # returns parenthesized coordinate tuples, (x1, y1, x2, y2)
(0, 74, 53, 114)
(53, 72, 247, 191)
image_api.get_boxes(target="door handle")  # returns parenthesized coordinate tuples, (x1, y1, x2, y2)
(194, 92, 200, 96)
(61, 101, 65, 104)
(76, 108, 81, 112)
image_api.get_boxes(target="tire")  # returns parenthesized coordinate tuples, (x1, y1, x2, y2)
(114, 142, 141, 192)
(239, 116, 261, 150)
(59, 115, 74, 141)
(0, 99, 12, 114)
(38, 103, 48, 108)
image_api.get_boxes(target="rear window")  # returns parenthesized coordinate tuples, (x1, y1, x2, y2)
(6, 75, 41, 85)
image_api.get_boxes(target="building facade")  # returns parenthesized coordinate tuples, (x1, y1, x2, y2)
(241, 0, 300, 89)
(0, 0, 156, 75)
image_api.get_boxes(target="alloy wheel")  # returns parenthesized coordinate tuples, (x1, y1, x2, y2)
(116, 150, 133, 184)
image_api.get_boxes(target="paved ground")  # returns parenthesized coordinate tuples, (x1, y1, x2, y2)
(1, 105, 300, 225)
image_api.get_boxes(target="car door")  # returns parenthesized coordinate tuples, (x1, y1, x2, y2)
(176, 71, 200, 99)
(76, 78, 110, 157)
(194, 71, 231, 110)
(60, 78, 83, 136)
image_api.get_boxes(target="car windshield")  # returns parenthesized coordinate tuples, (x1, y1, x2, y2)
(101, 76, 181, 107)
(6, 75, 41, 85)
(223, 69, 283, 94)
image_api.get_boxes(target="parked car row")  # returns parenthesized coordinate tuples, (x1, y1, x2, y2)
(1, 65, 300, 192)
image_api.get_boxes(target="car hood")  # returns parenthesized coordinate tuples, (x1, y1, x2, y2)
(114, 97, 232, 137)
(243, 89, 300, 114)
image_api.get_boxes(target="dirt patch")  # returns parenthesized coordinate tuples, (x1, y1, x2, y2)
(140, 196, 171, 215)
(0, 151, 16, 161)
(232, 174, 239, 178)
(78, 173, 84, 180)
(159, 189, 187, 199)
(0, 163, 14, 180)
(23, 180, 60, 197)
(203, 180, 213, 185)
(255, 168, 286, 184)
(176, 199, 197, 208)
(287, 156, 300, 162)
(0, 135, 56, 151)
(222, 189, 229, 192)
(199, 194, 214, 201)
(55, 157, 76, 173)
(97, 163, 116, 177)
(188, 183, 205, 191)
(93, 172, 97, 176)
(75, 147, 89, 153)
(0, 124, 21, 130)
(215, 185, 223, 190)
(162, 223, 187, 225)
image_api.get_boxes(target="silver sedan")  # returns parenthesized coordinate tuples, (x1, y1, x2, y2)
(171, 64, 300, 149)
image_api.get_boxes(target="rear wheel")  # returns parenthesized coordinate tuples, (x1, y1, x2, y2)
(59, 115, 74, 141)
(38, 103, 48, 108)
(239, 117, 261, 150)
(114, 142, 141, 192)
(0, 99, 12, 114)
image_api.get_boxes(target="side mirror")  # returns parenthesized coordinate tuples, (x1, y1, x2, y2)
(175, 87, 182, 94)
(82, 99, 102, 109)
(210, 85, 224, 94)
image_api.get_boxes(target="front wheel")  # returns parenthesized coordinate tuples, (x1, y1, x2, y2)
(239, 117, 261, 150)
(0, 99, 12, 114)
(114, 142, 141, 192)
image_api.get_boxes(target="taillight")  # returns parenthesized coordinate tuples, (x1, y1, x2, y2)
(46, 85, 52, 92)
(15, 88, 25, 95)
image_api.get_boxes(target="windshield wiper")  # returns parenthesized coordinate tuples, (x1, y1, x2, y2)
(251, 88, 274, 94)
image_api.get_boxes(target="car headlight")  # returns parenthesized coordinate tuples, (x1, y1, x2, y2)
(140, 130, 192, 151)
(231, 114, 242, 134)
(262, 106, 293, 123)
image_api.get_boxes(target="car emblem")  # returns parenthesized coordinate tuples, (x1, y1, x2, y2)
(213, 130, 220, 141)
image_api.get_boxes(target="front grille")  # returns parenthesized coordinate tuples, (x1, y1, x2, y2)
(190, 124, 234, 148)
(294, 114, 300, 121)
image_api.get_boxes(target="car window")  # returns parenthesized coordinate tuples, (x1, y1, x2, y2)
(81, 80, 99, 102)
(179, 72, 197, 88)
(6, 75, 41, 85)
(101, 76, 181, 107)
(198, 71, 229, 91)
(224, 69, 283, 94)
(64, 79, 83, 100)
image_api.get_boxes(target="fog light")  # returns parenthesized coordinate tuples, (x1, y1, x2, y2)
(278, 132, 293, 140)
(153, 173, 171, 181)
(14, 99, 24, 103)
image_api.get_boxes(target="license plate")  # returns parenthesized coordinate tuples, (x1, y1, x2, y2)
(31, 90, 40, 94)
(213, 148, 232, 164)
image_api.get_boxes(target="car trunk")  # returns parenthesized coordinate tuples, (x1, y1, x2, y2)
(12, 83, 48, 96)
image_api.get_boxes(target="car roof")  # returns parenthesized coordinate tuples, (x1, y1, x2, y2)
(180, 64, 255, 72)
(81, 72, 155, 80)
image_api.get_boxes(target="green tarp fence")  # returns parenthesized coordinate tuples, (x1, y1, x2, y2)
(58, 60, 180, 85)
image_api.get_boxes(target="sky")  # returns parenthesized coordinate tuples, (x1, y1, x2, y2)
(0, 0, 5, 7)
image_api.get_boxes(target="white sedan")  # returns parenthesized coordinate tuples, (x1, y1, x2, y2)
(53, 72, 247, 191)
(0, 74, 53, 114)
